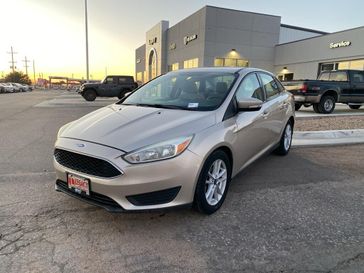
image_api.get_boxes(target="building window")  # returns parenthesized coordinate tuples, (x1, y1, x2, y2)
(136, 72, 143, 82)
(319, 59, 364, 74)
(168, 63, 179, 71)
(214, 58, 224, 67)
(214, 58, 249, 67)
(183, 58, 198, 69)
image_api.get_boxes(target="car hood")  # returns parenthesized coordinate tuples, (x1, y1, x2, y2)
(59, 104, 216, 152)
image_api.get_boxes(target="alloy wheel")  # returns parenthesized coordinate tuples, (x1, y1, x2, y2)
(284, 123, 292, 151)
(205, 159, 227, 206)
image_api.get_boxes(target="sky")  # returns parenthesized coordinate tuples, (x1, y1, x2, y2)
(0, 0, 363, 81)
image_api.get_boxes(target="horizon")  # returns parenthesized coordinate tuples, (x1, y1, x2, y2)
(1, 0, 363, 81)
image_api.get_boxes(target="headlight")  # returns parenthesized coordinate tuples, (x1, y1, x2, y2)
(123, 136, 193, 164)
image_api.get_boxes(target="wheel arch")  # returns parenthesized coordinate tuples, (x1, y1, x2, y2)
(322, 90, 339, 102)
(83, 87, 98, 95)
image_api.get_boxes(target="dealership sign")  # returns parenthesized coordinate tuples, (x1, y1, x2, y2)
(169, 42, 176, 50)
(184, 34, 197, 45)
(329, 41, 351, 49)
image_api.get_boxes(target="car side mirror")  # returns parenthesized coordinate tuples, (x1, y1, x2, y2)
(236, 97, 263, 111)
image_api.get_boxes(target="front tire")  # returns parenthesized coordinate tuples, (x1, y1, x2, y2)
(349, 105, 361, 110)
(274, 121, 293, 156)
(82, 89, 97, 101)
(194, 150, 231, 215)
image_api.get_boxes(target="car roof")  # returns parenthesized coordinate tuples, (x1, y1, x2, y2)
(166, 67, 274, 77)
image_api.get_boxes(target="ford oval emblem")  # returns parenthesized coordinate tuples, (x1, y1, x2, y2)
(76, 143, 85, 148)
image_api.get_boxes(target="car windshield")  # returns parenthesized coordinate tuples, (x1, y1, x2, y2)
(120, 71, 238, 111)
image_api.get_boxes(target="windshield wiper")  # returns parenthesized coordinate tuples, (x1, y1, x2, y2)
(122, 103, 188, 110)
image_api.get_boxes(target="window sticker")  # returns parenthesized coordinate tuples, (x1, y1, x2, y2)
(188, 103, 199, 108)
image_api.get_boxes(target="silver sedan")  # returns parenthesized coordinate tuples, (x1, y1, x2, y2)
(54, 67, 294, 214)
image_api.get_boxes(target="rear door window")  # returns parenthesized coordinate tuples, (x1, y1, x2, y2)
(258, 73, 280, 100)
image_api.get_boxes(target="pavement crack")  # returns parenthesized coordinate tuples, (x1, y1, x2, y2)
(326, 253, 364, 273)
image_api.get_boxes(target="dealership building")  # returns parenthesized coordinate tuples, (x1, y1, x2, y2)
(135, 6, 364, 83)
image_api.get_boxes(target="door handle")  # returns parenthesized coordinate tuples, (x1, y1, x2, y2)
(279, 102, 289, 110)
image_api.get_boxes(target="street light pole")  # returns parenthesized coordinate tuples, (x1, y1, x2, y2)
(32, 60, 36, 85)
(84, 0, 90, 83)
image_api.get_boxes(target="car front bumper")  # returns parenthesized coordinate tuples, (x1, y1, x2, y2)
(54, 137, 203, 211)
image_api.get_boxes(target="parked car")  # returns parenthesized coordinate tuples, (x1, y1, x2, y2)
(0, 83, 15, 93)
(8, 83, 22, 92)
(78, 75, 138, 101)
(54, 68, 294, 214)
(12, 83, 30, 92)
(283, 70, 364, 113)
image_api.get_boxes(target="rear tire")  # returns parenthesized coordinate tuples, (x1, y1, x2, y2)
(318, 95, 336, 114)
(83, 89, 97, 101)
(295, 104, 302, 111)
(313, 103, 321, 113)
(274, 120, 293, 156)
(349, 105, 361, 110)
(194, 150, 231, 215)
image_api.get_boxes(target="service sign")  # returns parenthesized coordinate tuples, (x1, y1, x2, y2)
(329, 41, 351, 49)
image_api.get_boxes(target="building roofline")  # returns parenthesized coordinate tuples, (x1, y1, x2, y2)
(280, 24, 328, 34)
(277, 25, 364, 46)
(205, 5, 280, 18)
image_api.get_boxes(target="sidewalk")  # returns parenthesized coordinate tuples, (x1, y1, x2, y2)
(292, 129, 364, 147)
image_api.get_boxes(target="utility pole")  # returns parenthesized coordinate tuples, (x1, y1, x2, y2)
(32, 60, 36, 85)
(22, 56, 30, 75)
(7, 46, 17, 72)
(84, 0, 90, 83)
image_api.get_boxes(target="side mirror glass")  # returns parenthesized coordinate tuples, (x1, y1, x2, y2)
(236, 97, 263, 111)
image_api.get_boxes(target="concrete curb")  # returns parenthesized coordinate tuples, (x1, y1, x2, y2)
(292, 129, 364, 147)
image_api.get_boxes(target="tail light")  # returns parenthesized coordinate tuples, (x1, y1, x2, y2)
(300, 83, 308, 93)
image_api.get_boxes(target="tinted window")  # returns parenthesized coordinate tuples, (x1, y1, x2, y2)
(105, 77, 113, 84)
(259, 73, 280, 100)
(236, 73, 264, 101)
(329, 72, 348, 81)
(351, 72, 364, 83)
(119, 77, 133, 84)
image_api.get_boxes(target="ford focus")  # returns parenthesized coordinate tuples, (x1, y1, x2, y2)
(54, 67, 294, 214)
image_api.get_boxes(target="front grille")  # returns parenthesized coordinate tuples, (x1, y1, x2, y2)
(56, 180, 123, 212)
(126, 186, 181, 206)
(54, 148, 122, 178)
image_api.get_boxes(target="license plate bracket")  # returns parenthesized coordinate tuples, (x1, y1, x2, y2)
(67, 173, 90, 196)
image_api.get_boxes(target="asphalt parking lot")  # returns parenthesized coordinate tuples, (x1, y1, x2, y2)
(0, 90, 363, 273)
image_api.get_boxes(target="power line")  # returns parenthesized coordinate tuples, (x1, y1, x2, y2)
(22, 56, 31, 75)
(7, 46, 17, 72)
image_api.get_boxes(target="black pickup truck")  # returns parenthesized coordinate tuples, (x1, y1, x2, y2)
(283, 70, 364, 114)
(79, 75, 138, 101)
